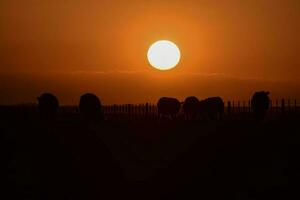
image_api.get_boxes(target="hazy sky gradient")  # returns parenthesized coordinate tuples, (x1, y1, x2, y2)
(1, 0, 299, 104)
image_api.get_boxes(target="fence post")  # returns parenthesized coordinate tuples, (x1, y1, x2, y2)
(127, 104, 131, 120)
(153, 104, 156, 119)
(150, 104, 152, 119)
(135, 104, 137, 118)
(281, 99, 285, 114)
(111, 105, 114, 119)
(227, 101, 231, 115)
(145, 103, 149, 119)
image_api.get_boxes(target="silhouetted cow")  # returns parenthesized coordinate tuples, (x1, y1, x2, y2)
(251, 91, 270, 121)
(183, 96, 200, 120)
(79, 93, 103, 121)
(199, 97, 224, 120)
(37, 93, 59, 120)
(157, 97, 181, 120)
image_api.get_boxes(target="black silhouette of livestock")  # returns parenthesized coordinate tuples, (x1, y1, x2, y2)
(251, 91, 270, 121)
(198, 97, 224, 120)
(79, 93, 103, 121)
(37, 93, 59, 120)
(157, 97, 181, 120)
(183, 96, 201, 120)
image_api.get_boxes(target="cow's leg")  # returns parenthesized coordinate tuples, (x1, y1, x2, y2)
(185, 114, 189, 121)
(171, 114, 175, 120)
(158, 113, 162, 123)
(218, 112, 224, 120)
(184, 114, 187, 121)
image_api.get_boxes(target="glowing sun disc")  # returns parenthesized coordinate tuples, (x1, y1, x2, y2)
(147, 40, 181, 70)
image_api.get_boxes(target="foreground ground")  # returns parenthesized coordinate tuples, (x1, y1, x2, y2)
(2, 109, 300, 199)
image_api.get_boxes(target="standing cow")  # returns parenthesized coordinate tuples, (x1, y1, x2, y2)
(37, 93, 59, 121)
(157, 97, 181, 120)
(251, 91, 270, 121)
(79, 93, 104, 122)
(183, 96, 200, 120)
(198, 97, 224, 120)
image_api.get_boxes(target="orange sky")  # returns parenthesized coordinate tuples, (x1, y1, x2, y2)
(1, 0, 299, 104)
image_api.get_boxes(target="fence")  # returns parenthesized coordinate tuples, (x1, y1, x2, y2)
(1, 98, 298, 120)
(102, 103, 158, 120)
(225, 99, 299, 114)
(101, 99, 299, 120)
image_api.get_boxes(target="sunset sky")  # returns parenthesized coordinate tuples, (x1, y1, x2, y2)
(1, 0, 299, 105)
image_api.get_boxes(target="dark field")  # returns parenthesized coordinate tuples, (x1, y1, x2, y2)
(2, 106, 300, 199)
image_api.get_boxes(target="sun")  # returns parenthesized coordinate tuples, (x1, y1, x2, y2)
(147, 40, 181, 70)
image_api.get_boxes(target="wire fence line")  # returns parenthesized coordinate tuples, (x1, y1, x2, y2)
(98, 100, 297, 120)
(102, 99, 299, 114)
(1, 99, 299, 120)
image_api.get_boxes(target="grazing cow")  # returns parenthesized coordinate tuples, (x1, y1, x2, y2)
(37, 93, 59, 120)
(198, 97, 224, 120)
(79, 93, 103, 121)
(157, 97, 181, 120)
(183, 96, 200, 120)
(251, 91, 270, 121)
